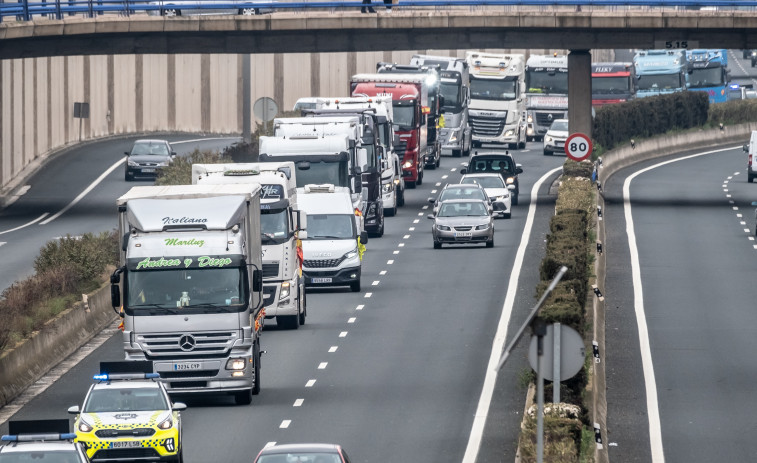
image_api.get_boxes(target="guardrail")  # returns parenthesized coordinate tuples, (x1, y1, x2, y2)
(1, 0, 756, 23)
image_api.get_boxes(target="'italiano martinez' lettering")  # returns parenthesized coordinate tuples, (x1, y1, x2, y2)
(136, 257, 181, 270)
(162, 217, 208, 225)
(164, 238, 205, 247)
(198, 256, 233, 268)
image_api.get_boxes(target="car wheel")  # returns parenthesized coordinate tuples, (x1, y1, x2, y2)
(749, 173, 754, 183)
(544, 149, 551, 156)
(433, 241, 442, 249)
(436, 154, 441, 168)
(350, 280, 361, 292)
(125, 172, 132, 182)
(278, 314, 299, 330)
(299, 289, 306, 325)
(162, 7, 179, 16)
(512, 192, 519, 206)
(251, 341, 261, 395)
(505, 212, 512, 219)
(486, 236, 494, 248)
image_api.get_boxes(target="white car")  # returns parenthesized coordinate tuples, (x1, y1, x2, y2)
(460, 173, 514, 218)
(543, 119, 569, 156)
(147, 0, 276, 16)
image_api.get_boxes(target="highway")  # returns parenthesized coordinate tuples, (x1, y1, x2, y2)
(0, 137, 567, 462)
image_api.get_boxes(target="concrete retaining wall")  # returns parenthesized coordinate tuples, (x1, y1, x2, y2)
(0, 48, 613, 197)
(0, 284, 116, 408)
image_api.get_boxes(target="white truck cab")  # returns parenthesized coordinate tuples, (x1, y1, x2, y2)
(744, 131, 757, 183)
(298, 184, 368, 293)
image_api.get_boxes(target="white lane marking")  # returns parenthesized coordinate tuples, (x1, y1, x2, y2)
(724, 189, 729, 192)
(364, 293, 372, 298)
(418, 212, 424, 216)
(264, 442, 277, 448)
(398, 243, 405, 247)
(436, 182, 442, 186)
(0, 213, 50, 235)
(728, 176, 733, 179)
(745, 228, 751, 232)
(293, 399, 304, 407)
(618, 146, 733, 462)
(280, 420, 291, 429)
(463, 166, 563, 463)
(380, 270, 387, 275)
(348, 317, 356, 323)
(356, 304, 365, 310)
(404, 235, 411, 239)
(431, 189, 438, 194)
(172, 136, 239, 144)
(750, 237, 755, 241)
(733, 206, 739, 211)
(737, 214, 743, 218)
(741, 222, 747, 226)
(393, 251, 400, 255)
(306, 379, 316, 387)
(442, 175, 449, 179)
(0, 242, 5, 247)
(727, 194, 732, 198)
(318, 362, 328, 369)
(730, 200, 735, 204)
(387, 260, 394, 265)
(339, 331, 348, 338)
(328, 346, 338, 353)
(754, 244, 757, 249)
(372, 281, 380, 286)
(409, 227, 415, 231)
(451, 168, 457, 172)
(722, 184, 727, 188)
(735, 171, 741, 175)
(40, 157, 126, 225)
(413, 219, 419, 224)
(422, 205, 429, 210)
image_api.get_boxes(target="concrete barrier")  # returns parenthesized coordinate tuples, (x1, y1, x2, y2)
(0, 284, 117, 408)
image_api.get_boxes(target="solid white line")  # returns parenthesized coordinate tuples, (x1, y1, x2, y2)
(318, 362, 328, 369)
(328, 346, 338, 353)
(339, 331, 348, 338)
(171, 136, 240, 144)
(621, 146, 732, 462)
(462, 166, 562, 463)
(348, 317, 356, 323)
(0, 213, 50, 236)
(293, 399, 304, 407)
(280, 420, 291, 429)
(41, 157, 126, 225)
(305, 379, 316, 387)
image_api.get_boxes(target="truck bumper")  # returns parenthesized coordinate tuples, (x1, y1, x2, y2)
(262, 278, 299, 318)
(153, 356, 254, 394)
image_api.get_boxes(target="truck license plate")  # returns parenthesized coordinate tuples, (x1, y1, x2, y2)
(111, 441, 142, 448)
(311, 277, 332, 284)
(174, 362, 201, 371)
(455, 232, 473, 238)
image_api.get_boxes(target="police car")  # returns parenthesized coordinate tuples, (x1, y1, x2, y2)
(0, 419, 88, 463)
(68, 362, 185, 463)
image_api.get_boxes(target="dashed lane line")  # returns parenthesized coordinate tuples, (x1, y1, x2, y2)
(339, 332, 348, 337)
(364, 293, 372, 298)
(293, 399, 304, 407)
(348, 318, 356, 324)
(403, 235, 411, 239)
(372, 281, 380, 285)
(398, 243, 405, 247)
(280, 420, 291, 429)
(318, 363, 328, 369)
(356, 304, 365, 310)
(329, 346, 338, 353)
(380, 270, 387, 275)
(387, 260, 394, 265)
(306, 380, 316, 387)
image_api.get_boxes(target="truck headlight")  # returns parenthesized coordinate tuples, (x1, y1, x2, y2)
(226, 358, 246, 370)
(78, 419, 93, 433)
(527, 114, 533, 123)
(402, 160, 413, 169)
(448, 130, 459, 142)
(279, 281, 290, 300)
(158, 415, 173, 430)
(382, 183, 393, 193)
(504, 129, 515, 137)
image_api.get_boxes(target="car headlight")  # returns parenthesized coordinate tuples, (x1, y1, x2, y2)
(402, 160, 413, 169)
(279, 281, 290, 300)
(157, 161, 169, 167)
(437, 225, 451, 231)
(345, 248, 359, 259)
(127, 160, 139, 167)
(504, 129, 515, 137)
(226, 357, 246, 370)
(78, 419, 93, 433)
(475, 224, 489, 230)
(158, 415, 173, 430)
(496, 194, 509, 200)
(545, 136, 553, 144)
(382, 183, 393, 193)
(506, 177, 515, 185)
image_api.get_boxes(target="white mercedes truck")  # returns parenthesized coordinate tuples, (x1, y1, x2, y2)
(111, 184, 264, 405)
(524, 54, 569, 141)
(191, 162, 308, 329)
(465, 51, 527, 150)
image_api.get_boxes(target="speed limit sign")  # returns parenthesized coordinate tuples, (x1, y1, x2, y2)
(565, 133, 593, 161)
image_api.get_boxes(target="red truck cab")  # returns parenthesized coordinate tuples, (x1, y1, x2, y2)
(351, 74, 429, 188)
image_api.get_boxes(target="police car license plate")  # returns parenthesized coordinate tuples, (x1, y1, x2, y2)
(311, 277, 332, 284)
(455, 232, 473, 237)
(111, 441, 142, 448)
(174, 362, 201, 371)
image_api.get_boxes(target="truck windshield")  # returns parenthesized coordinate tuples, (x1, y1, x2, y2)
(689, 67, 725, 88)
(127, 267, 245, 313)
(261, 209, 289, 244)
(305, 214, 356, 240)
(296, 161, 349, 188)
(526, 70, 569, 94)
(440, 81, 463, 111)
(592, 76, 631, 94)
(470, 76, 517, 101)
(637, 73, 682, 90)
(393, 105, 415, 129)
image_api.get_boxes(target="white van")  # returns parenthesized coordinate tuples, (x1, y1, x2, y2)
(298, 184, 368, 292)
(744, 131, 757, 183)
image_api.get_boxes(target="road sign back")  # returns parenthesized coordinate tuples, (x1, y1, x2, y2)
(565, 133, 593, 161)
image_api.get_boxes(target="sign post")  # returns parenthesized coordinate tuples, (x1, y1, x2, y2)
(564, 132, 593, 162)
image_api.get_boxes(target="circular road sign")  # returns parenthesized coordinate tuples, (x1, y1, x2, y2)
(564, 132, 593, 161)
(253, 97, 279, 122)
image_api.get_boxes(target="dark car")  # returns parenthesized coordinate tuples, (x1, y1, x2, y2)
(460, 151, 523, 205)
(253, 443, 352, 463)
(124, 139, 175, 181)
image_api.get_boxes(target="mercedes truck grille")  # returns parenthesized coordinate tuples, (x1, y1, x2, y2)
(139, 331, 236, 357)
(262, 262, 280, 278)
(394, 143, 407, 158)
(470, 115, 506, 137)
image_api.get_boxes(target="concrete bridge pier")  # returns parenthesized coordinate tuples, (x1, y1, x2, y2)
(568, 49, 592, 140)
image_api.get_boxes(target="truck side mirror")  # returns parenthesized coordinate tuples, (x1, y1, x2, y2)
(460, 167, 467, 175)
(359, 231, 368, 245)
(744, 143, 749, 153)
(296, 210, 307, 232)
(110, 285, 122, 315)
(354, 177, 363, 194)
(252, 269, 263, 292)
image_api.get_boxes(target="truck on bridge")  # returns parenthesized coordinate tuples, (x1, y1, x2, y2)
(410, 54, 472, 157)
(591, 62, 636, 106)
(633, 49, 690, 98)
(686, 49, 730, 103)
(524, 54, 568, 141)
(465, 51, 527, 149)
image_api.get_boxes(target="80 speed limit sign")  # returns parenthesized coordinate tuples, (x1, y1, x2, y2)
(564, 133, 593, 161)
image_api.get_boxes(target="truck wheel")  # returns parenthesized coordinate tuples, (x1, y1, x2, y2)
(376, 216, 385, 237)
(518, 137, 526, 150)
(397, 187, 405, 206)
(749, 173, 754, 183)
(417, 171, 423, 186)
(385, 205, 396, 217)
(350, 280, 361, 292)
(234, 388, 252, 405)
(436, 154, 441, 168)
(299, 289, 306, 325)
(278, 314, 299, 330)
(251, 342, 261, 395)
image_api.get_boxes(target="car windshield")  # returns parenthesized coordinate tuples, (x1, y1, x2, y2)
(306, 214, 355, 240)
(549, 120, 569, 131)
(438, 201, 488, 217)
(127, 268, 245, 311)
(439, 187, 486, 202)
(131, 142, 169, 156)
(256, 454, 341, 463)
(83, 387, 168, 413)
(0, 452, 83, 463)
(470, 76, 517, 101)
(261, 209, 289, 244)
(469, 158, 513, 173)
(463, 176, 505, 189)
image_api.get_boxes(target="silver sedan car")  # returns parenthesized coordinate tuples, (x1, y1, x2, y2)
(460, 172, 514, 219)
(427, 183, 490, 216)
(428, 199, 494, 249)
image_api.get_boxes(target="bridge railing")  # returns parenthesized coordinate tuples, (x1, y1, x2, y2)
(1, 0, 756, 23)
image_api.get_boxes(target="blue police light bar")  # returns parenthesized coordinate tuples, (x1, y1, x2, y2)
(1, 433, 76, 442)
(93, 373, 159, 381)
(730, 83, 740, 89)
